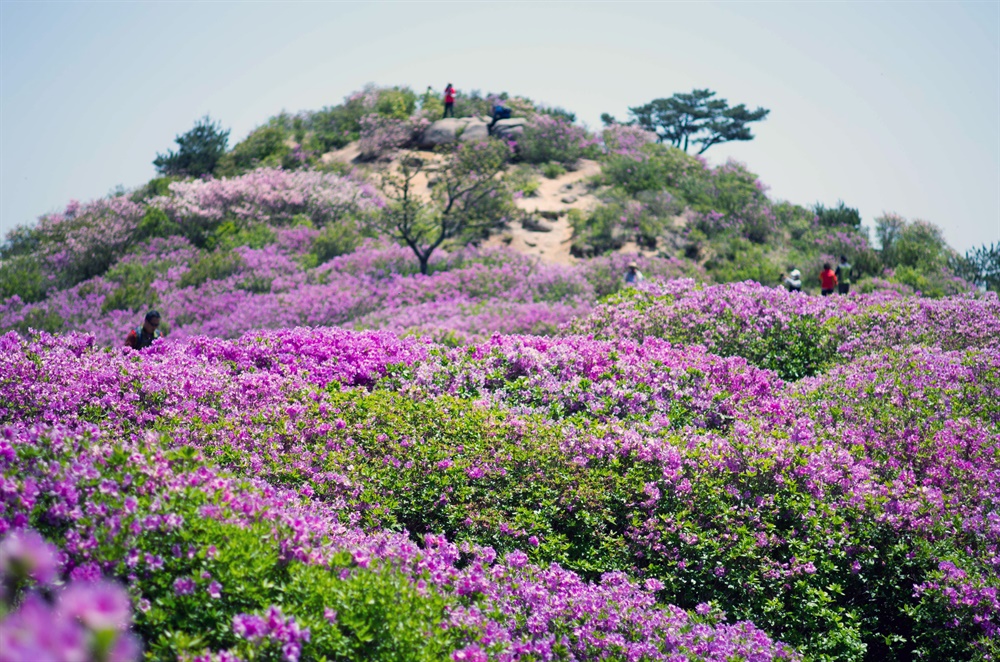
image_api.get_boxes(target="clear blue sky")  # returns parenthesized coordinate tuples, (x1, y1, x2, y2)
(2, 1, 998, 252)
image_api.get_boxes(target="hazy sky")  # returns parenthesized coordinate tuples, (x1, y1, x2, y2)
(2, 1, 998, 252)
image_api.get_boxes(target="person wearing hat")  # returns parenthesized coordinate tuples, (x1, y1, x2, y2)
(125, 310, 163, 350)
(625, 261, 645, 285)
(783, 269, 802, 293)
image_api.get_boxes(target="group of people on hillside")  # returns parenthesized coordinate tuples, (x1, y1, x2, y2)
(438, 83, 511, 130)
(782, 256, 853, 296)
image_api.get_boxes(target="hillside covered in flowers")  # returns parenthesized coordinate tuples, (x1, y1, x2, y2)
(1, 85, 998, 662)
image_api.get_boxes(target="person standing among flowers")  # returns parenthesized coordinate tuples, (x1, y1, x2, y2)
(125, 310, 163, 350)
(819, 263, 838, 297)
(783, 269, 802, 293)
(443, 83, 456, 118)
(835, 255, 853, 294)
(625, 262, 645, 286)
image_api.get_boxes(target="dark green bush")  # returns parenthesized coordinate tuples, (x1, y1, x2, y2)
(215, 124, 292, 177)
(601, 143, 702, 196)
(0, 254, 49, 303)
(178, 251, 244, 289)
(814, 200, 862, 229)
(154, 116, 230, 178)
(100, 259, 169, 314)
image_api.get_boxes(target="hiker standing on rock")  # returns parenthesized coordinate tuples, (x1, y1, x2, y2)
(819, 263, 838, 297)
(835, 255, 853, 294)
(443, 83, 456, 118)
(125, 310, 163, 350)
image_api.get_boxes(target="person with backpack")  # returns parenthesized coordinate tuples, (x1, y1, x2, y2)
(125, 310, 163, 350)
(443, 84, 456, 118)
(819, 263, 838, 297)
(835, 255, 853, 294)
(489, 103, 511, 131)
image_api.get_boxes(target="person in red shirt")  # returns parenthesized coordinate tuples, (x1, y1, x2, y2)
(819, 263, 838, 296)
(443, 83, 456, 118)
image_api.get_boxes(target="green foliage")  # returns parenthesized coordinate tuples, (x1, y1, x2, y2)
(131, 176, 179, 203)
(705, 238, 783, 288)
(814, 200, 862, 229)
(154, 116, 230, 177)
(0, 254, 48, 303)
(309, 222, 363, 266)
(379, 142, 514, 274)
(136, 206, 181, 241)
(178, 251, 244, 289)
(374, 87, 417, 120)
(950, 242, 1000, 291)
(215, 124, 292, 177)
(100, 260, 169, 314)
(601, 143, 702, 196)
(541, 162, 566, 179)
(627, 89, 770, 154)
(207, 221, 277, 252)
(570, 205, 625, 256)
(5, 305, 63, 335)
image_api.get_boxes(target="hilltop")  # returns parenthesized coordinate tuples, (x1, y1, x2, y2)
(0, 84, 987, 344)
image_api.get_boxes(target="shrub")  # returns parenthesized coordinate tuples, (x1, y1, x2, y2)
(215, 124, 292, 177)
(541, 162, 566, 179)
(0, 255, 48, 304)
(153, 115, 229, 178)
(357, 114, 412, 161)
(814, 200, 862, 229)
(177, 251, 244, 289)
(516, 115, 599, 165)
(602, 143, 702, 196)
(310, 222, 363, 264)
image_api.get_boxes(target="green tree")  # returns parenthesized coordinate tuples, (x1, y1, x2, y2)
(153, 116, 229, 177)
(950, 242, 1000, 291)
(814, 200, 862, 229)
(627, 89, 769, 154)
(378, 141, 513, 275)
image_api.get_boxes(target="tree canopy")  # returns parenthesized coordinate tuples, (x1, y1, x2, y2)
(154, 115, 230, 177)
(627, 89, 769, 155)
(377, 140, 514, 275)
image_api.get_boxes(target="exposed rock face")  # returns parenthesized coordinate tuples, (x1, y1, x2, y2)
(521, 215, 553, 233)
(459, 120, 490, 142)
(418, 118, 460, 148)
(491, 118, 527, 140)
(419, 117, 527, 147)
(419, 117, 492, 148)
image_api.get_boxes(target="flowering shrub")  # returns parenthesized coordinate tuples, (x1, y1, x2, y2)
(0, 328, 802, 661)
(571, 279, 1000, 379)
(357, 113, 414, 161)
(0, 529, 141, 661)
(1, 299, 998, 658)
(152, 167, 383, 240)
(516, 115, 600, 165)
(602, 123, 657, 159)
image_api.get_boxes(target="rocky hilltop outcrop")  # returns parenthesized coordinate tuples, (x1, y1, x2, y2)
(418, 117, 526, 148)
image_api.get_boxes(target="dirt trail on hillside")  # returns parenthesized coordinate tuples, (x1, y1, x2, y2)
(322, 145, 626, 266)
(484, 159, 602, 266)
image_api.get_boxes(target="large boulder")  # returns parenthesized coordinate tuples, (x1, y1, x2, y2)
(418, 118, 461, 148)
(459, 120, 490, 142)
(491, 118, 527, 141)
(521, 215, 553, 233)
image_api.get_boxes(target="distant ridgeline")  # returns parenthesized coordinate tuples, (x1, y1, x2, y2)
(1, 84, 996, 342)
